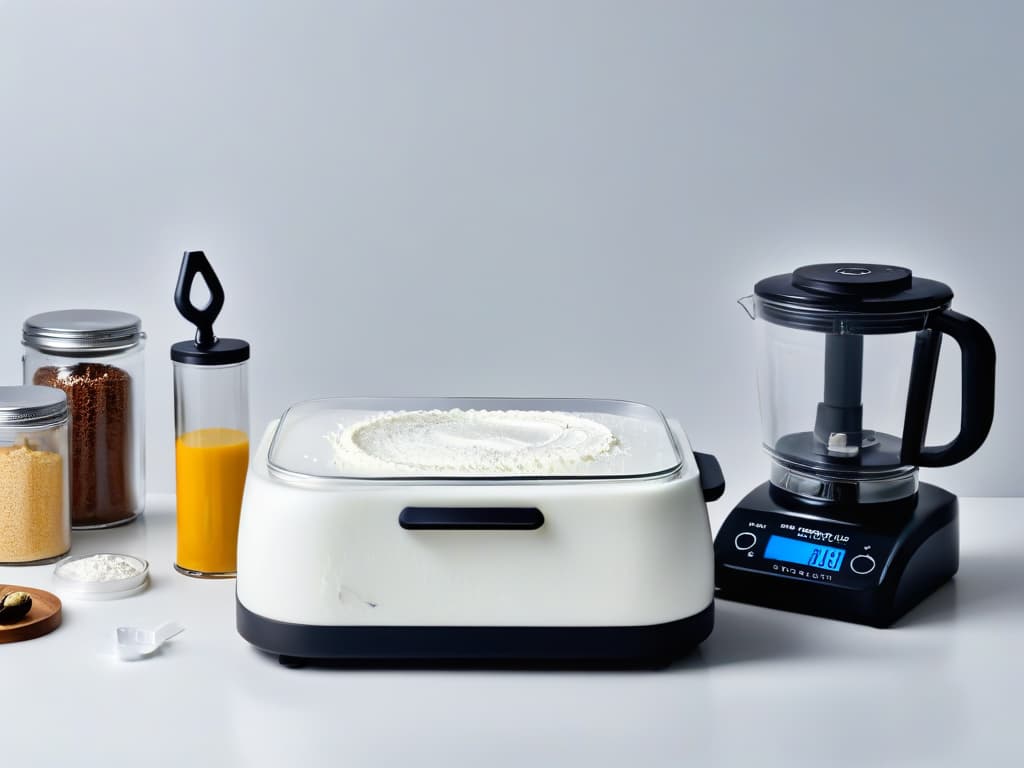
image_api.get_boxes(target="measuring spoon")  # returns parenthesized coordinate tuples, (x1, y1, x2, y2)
(115, 621, 185, 661)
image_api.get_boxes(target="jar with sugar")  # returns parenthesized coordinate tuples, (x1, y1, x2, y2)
(22, 309, 145, 528)
(0, 385, 71, 564)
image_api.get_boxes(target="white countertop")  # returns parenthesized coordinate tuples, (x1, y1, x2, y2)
(2, 495, 1022, 767)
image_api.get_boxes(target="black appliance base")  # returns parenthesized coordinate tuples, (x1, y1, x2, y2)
(714, 482, 958, 628)
(237, 600, 714, 669)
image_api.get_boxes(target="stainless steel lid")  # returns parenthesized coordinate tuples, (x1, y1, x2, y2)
(0, 385, 69, 426)
(23, 309, 143, 354)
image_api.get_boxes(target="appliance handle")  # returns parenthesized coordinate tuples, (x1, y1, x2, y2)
(903, 308, 996, 468)
(693, 452, 725, 502)
(399, 507, 544, 531)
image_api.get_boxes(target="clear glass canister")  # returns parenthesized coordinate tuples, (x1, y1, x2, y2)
(173, 358, 250, 578)
(0, 386, 71, 564)
(22, 310, 145, 528)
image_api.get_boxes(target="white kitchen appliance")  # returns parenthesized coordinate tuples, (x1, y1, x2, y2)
(236, 397, 724, 666)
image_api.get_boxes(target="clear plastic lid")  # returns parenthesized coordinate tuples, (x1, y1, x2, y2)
(267, 397, 683, 482)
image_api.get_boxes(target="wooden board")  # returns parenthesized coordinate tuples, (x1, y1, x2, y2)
(0, 584, 62, 643)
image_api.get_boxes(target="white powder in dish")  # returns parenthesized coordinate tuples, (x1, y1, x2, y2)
(56, 554, 143, 582)
(327, 409, 619, 475)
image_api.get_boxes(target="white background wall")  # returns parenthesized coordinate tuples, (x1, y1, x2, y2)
(1, 0, 1020, 499)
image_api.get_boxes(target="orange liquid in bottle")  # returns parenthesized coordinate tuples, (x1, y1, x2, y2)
(175, 427, 249, 575)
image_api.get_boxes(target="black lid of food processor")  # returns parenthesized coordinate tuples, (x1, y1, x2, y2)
(757, 263, 953, 312)
(754, 263, 954, 332)
(171, 251, 250, 366)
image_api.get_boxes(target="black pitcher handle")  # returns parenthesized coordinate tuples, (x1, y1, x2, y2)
(174, 250, 225, 349)
(904, 308, 996, 468)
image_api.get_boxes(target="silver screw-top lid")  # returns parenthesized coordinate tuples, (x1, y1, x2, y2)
(0, 385, 69, 426)
(22, 309, 143, 354)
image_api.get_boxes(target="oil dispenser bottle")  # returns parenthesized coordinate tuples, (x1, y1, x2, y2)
(171, 251, 250, 578)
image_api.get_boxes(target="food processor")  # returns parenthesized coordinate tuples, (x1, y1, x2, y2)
(714, 263, 996, 626)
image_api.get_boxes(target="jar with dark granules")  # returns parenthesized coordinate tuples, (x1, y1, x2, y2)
(22, 310, 145, 528)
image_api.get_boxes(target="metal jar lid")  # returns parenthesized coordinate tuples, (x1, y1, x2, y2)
(22, 309, 143, 355)
(0, 385, 69, 426)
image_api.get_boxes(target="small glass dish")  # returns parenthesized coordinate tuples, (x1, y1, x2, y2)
(52, 553, 150, 600)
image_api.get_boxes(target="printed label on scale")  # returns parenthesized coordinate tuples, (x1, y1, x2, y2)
(772, 564, 834, 581)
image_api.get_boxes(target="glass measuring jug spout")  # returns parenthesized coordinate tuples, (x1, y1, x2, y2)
(746, 263, 996, 506)
(738, 295, 756, 319)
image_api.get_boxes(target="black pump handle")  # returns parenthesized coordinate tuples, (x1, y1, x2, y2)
(174, 250, 225, 349)
(903, 308, 996, 468)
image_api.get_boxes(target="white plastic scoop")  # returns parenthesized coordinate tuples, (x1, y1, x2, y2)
(115, 621, 185, 661)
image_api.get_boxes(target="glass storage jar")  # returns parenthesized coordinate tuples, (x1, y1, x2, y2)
(22, 309, 146, 528)
(0, 386, 71, 564)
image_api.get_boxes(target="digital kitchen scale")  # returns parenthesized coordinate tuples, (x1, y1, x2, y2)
(715, 482, 958, 627)
(714, 263, 995, 627)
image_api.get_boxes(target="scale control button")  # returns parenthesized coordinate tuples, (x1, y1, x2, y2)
(734, 532, 758, 551)
(850, 554, 876, 575)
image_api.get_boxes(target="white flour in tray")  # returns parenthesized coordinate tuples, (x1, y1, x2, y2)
(56, 553, 143, 582)
(326, 409, 620, 475)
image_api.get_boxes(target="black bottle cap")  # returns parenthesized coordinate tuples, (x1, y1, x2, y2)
(170, 251, 250, 366)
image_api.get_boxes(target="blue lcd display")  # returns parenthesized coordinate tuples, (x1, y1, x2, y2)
(764, 535, 846, 572)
